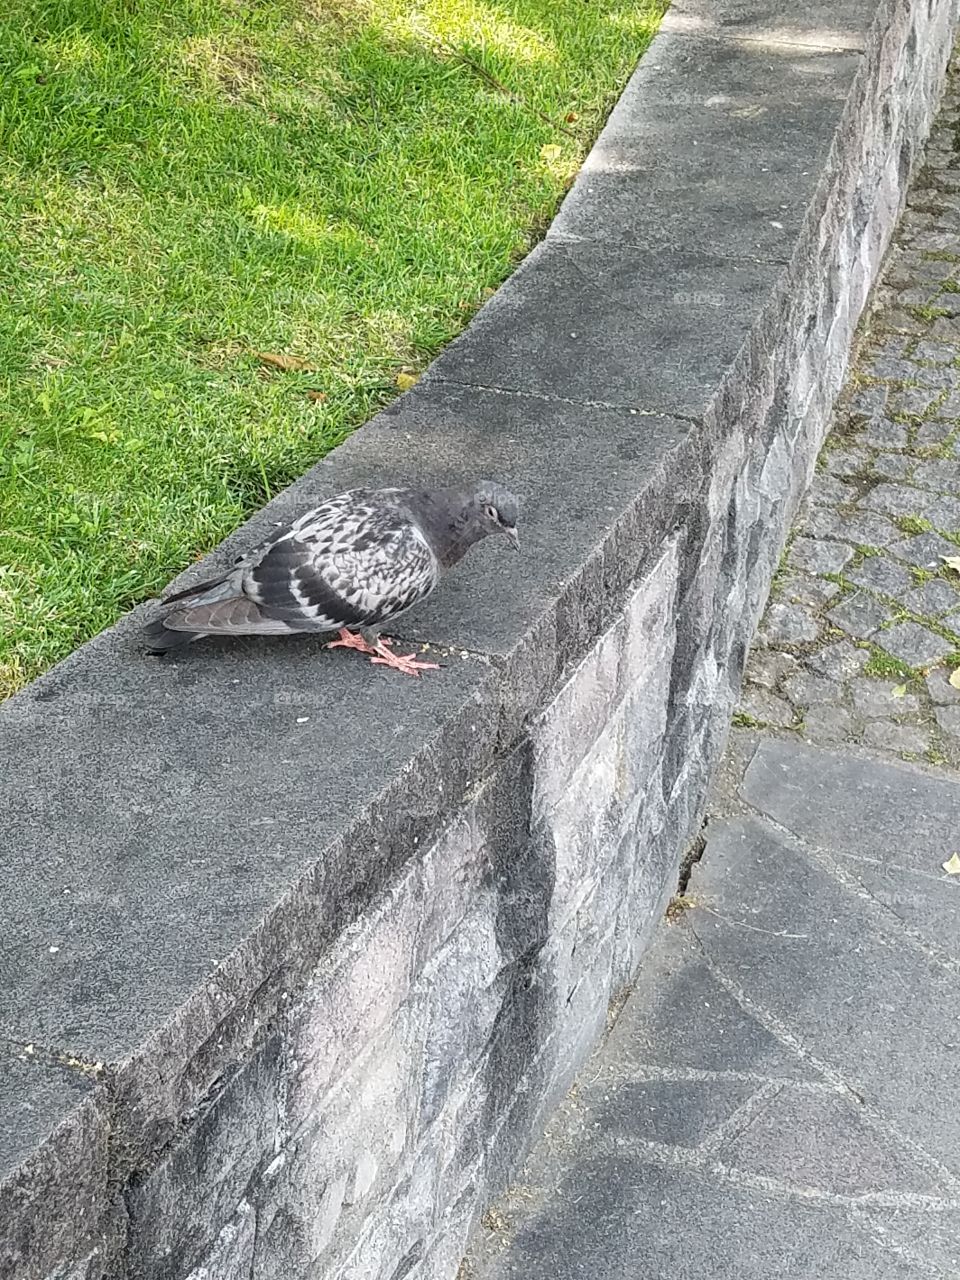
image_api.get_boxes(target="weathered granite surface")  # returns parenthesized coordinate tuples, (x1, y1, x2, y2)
(463, 737, 960, 1280)
(1, 0, 957, 1277)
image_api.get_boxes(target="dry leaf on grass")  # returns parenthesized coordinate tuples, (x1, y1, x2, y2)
(941, 852, 960, 876)
(306, 390, 327, 403)
(253, 351, 310, 372)
(395, 371, 419, 391)
(941, 554, 960, 574)
(539, 143, 562, 163)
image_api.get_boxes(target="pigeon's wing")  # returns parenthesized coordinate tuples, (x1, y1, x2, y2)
(243, 491, 439, 631)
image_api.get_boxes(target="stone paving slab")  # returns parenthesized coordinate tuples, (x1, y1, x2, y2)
(427, 240, 778, 415)
(691, 810, 960, 1176)
(662, 0, 878, 50)
(550, 32, 858, 259)
(464, 736, 960, 1280)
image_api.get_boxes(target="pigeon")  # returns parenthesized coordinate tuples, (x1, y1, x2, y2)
(143, 481, 520, 676)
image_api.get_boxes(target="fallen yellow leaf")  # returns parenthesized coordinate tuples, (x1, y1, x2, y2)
(942, 852, 960, 876)
(941, 554, 960, 573)
(539, 143, 563, 163)
(949, 668, 960, 691)
(395, 371, 419, 391)
(253, 351, 310, 372)
(891, 683, 907, 698)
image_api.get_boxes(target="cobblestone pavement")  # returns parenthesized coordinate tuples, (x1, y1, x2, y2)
(739, 88, 960, 767)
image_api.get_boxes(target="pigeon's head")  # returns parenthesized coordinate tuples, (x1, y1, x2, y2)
(471, 481, 520, 551)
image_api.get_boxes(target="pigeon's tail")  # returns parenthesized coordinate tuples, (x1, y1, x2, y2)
(143, 615, 200, 653)
(142, 569, 238, 653)
(143, 567, 301, 652)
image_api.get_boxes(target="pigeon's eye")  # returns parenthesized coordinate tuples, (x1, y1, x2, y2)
(484, 504, 499, 522)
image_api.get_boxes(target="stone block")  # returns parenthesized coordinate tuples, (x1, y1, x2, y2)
(801, 705, 853, 743)
(934, 704, 960, 736)
(913, 458, 960, 490)
(743, 650, 800, 690)
(927, 668, 960, 704)
(861, 720, 931, 753)
(184, 1202, 256, 1280)
(530, 547, 677, 822)
(861, 482, 934, 518)
(870, 451, 914, 480)
(825, 446, 872, 477)
(777, 571, 840, 609)
(286, 863, 428, 1131)
(846, 555, 914, 595)
(876, 621, 954, 666)
(551, 30, 856, 258)
(903, 579, 960, 616)
(738, 688, 797, 727)
(850, 678, 920, 717)
(827, 590, 892, 636)
(428, 240, 779, 418)
(758, 604, 821, 645)
(833, 512, 900, 545)
(0, 1059, 113, 1280)
(890, 530, 960, 570)
(258, 1014, 425, 1279)
(126, 1037, 280, 1280)
(808, 473, 857, 503)
(787, 537, 854, 574)
(782, 671, 843, 707)
(862, 418, 909, 448)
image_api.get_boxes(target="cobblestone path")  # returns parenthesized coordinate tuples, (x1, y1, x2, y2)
(740, 86, 960, 766)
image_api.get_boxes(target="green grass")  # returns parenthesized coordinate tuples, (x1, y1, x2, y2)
(731, 711, 763, 730)
(0, 0, 664, 696)
(908, 305, 950, 321)
(895, 515, 933, 536)
(861, 644, 917, 680)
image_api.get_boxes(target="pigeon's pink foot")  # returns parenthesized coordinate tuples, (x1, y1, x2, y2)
(326, 629, 439, 676)
(326, 628, 377, 655)
(369, 639, 440, 678)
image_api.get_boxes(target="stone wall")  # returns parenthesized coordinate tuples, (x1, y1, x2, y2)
(1, 1, 957, 1277)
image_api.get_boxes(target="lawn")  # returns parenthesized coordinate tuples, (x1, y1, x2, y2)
(0, 0, 665, 697)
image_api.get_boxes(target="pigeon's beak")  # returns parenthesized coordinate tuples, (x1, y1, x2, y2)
(503, 526, 521, 553)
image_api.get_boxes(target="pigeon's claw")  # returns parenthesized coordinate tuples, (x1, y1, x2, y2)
(326, 628, 439, 675)
(369, 639, 440, 678)
(326, 628, 376, 655)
